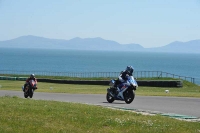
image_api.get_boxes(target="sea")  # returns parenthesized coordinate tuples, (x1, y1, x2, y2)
(0, 48, 200, 84)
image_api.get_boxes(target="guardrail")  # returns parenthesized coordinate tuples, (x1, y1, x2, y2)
(0, 70, 198, 85)
(0, 76, 183, 87)
(135, 71, 196, 84)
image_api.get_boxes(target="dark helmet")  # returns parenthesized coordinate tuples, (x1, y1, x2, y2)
(125, 66, 134, 75)
(30, 74, 35, 79)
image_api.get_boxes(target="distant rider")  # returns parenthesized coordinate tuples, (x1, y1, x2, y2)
(23, 74, 38, 92)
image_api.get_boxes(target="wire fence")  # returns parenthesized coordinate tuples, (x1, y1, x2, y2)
(0, 70, 199, 85)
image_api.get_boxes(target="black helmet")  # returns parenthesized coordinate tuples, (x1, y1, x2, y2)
(125, 66, 134, 75)
(30, 74, 35, 79)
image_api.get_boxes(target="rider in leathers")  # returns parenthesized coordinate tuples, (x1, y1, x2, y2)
(23, 74, 38, 92)
(115, 66, 134, 89)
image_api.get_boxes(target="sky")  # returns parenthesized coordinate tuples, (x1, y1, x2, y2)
(0, 0, 200, 48)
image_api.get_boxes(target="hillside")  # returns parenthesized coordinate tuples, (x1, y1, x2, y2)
(0, 35, 199, 53)
(146, 40, 200, 53)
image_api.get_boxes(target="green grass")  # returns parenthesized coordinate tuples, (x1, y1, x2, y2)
(0, 96, 199, 133)
(0, 80, 200, 97)
(0, 78, 200, 132)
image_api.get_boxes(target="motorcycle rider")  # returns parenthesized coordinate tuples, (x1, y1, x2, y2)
(115, 66, 134, 89)
(23, 74, 38, 92)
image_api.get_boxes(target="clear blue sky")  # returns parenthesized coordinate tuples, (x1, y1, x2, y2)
(0, 0, 200, 48)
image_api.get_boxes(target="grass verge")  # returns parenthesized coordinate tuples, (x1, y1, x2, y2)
(0, 80, 200, 97)
(0, 96, 199, 133)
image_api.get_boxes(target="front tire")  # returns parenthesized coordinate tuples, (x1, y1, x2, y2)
(29, 89, 34, 98)
(24, 92, 28, 98)
(106, 93, 115, 103)
(123, 90, 135, 104)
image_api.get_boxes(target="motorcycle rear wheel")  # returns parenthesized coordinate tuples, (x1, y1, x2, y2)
(123, 90, 135, 104)
(106, 93, 115, 103)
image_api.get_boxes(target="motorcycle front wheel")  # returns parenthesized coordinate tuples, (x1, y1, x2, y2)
(24, 92, 28, 98)
(123, 90, 135, 104)
(29, 89, 34, 98)
(106, 93, 115, 103)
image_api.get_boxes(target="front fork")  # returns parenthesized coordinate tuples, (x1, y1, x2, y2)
(107, 87, 115, 97)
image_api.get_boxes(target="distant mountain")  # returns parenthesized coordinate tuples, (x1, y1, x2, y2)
(0, 35, 143, 51)
(0, 35, 67, 49)
(146, 40, 200, 53)
(0, 35, 199, 53)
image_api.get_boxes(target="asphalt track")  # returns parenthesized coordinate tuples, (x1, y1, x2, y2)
(0, 90, 200, 119)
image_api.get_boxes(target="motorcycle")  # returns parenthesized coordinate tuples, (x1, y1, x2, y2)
(22, 80, 37, 98)
(106, 76, 138, 104)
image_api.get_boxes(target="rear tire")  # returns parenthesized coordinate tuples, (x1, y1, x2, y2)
(123, 90, 135, 104)
(29, 93, 33, 98)
(106, 93, 115, 103)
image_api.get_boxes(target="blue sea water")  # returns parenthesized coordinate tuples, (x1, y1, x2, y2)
(0, 48, 200, 84)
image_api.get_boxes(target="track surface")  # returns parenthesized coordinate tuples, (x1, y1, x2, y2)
(0, 90, 200, 118)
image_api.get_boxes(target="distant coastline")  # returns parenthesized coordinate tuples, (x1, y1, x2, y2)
(0, 35, 200, 53)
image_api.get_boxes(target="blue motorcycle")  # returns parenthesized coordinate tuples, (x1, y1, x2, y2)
(106, 76, 138, 104)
